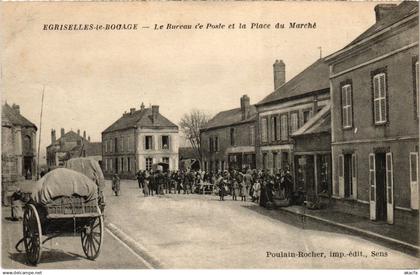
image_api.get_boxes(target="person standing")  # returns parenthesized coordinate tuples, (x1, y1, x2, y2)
(282, 167, 294, 200)
(143, 170, 150, 197)
(136, 170, 144, 190)
(217, 173, 226, 201)
(253, 178, 261, 203)
(232, 177, 239, 201)
(112, 174, 121, 196)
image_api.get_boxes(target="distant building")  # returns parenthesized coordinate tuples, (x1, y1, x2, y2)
(46, 128, 101, 168)
(201, 95, 257, 172)
(325, 2, 419, 225)
(2, 103, 37, 204)
(102, 103, 179, 178)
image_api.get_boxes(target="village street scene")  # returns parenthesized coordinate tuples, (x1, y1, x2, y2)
(1, 1, 419, 271)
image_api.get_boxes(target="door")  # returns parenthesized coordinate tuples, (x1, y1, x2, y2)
(344, 154, 352, 198)
(385, 152, 394, 224)
(375, 153, 387, 221)
(338, 154, 345, 197)
(115, 158, 119, 173)
(23, 157, 33, 179)
(369, 153, 376, 220)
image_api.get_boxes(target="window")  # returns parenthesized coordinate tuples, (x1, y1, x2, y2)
(127, 157, 131, 172)
(341, 84, 353, 128)
(161, 135, 170, 150)
(273, 152, 278, 171)
(280, 114, 288, 141)
(146, 157, 153, 170)
(109, 140, 113, 153)
(128, 136, 133, 151)
(261, 117, 268, 143)
(23, 135, 32, 153)
(262, 153, 268, 170)
(214, 136, 219, 152)
(230, 128, 235, 146)
(209, 137, 213, 152)
(120, 138, 124, 152)
(290, 112, 299, 133)
(145, 136, 153, 150)
(271, 116, 278, 141)
(410, 152, 419, 209)
(104, 140, 108, 153)
(303, 110, 311, 124)
(249, 126, 255, 146)
(373, 73, 387, 124)
(109, 158, 113, 171)
(114, 138, 118, 152)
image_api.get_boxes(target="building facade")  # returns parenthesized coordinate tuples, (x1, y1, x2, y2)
(325, 2, 419, 225)
(46, 128, 99, 168)
(102, 104, 179, 178)
(2, 103, 37, 204)
(201, 95, 257, 172)
(255, 58, 331, 190)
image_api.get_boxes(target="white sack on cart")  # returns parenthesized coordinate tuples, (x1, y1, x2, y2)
(30, 168, 97, 205)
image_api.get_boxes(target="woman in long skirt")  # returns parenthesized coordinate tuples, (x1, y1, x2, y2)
(232, 179, 239, 201)
(143, 179, 150, 197)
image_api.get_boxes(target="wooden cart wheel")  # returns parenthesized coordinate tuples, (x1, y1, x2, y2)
(23, 204, 42, 265)
(81, 211, 103, 260)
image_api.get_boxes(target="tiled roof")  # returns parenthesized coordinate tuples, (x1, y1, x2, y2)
(56, 131, 87, 143)
(103, 108, 178, 133)
(202, 105, 257, 130)
(84, 142, 102, 156)
(345, 1, 418, 49)
(257, 58, 329, 106)
(2, 103, 37, 129)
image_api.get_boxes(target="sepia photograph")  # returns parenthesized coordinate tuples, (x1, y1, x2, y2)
(0, 0, 419, 272)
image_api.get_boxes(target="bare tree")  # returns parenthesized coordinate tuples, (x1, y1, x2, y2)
(179, 109, 211, 168)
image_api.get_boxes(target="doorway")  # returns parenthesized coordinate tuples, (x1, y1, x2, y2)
(344, 154, 353, 198)
(23, 156, 33, 179)
(375, 153, 387, 221)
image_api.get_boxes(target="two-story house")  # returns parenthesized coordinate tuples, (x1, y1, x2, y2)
(201, 95, 257, 172)
(102, 103, 179, 178)
(325, 2, 418, 225)
(255, 58, 331, 195)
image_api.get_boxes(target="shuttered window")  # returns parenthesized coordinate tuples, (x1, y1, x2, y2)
(290, 112, 299, 133)
(280, 114, 288, 141)
(373, 73, 387, 124)
(341, 84, 353, 128)
(249, 126, 255, 146)
(261, 118, 268, 143)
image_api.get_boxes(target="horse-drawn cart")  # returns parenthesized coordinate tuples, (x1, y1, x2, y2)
(22, 166, 104, 265)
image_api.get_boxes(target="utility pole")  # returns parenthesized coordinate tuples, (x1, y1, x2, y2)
(36, 85, 45, 180)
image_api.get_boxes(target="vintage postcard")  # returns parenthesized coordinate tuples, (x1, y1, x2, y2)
(0, 0, 419, 272)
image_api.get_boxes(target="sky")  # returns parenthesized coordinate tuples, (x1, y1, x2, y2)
(0, 1, 396, 163)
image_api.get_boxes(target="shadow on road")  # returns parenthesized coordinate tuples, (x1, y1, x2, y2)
(9, 248, 85, 266)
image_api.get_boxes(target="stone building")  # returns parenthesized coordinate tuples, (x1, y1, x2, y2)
(46, 128, 100, 168)
(255, 58, 331, 188)
(102, 104, 179, 178)
(2, 103, 37, 204)
(201, 95, 257, 172)
(325, 2, 419, 225)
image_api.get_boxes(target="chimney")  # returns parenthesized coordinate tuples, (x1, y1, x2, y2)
(374, 4, 397, 22)
(77, 129, 80, 136)
(140, 102, 145, 111)
(151, 105, 159, 123)
(12, 104, 20, 114)
(51, 129, 56, 144)
(130, 108, 136, 114)
(273, 59, 285, 90)
(88, 136, 91, 142)
(83, 130, 86, 139)
(240, 95, 250, 120)
(61, 128, 65, 137)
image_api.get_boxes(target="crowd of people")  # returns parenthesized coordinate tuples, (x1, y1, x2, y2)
(111, 167, 296, 209)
